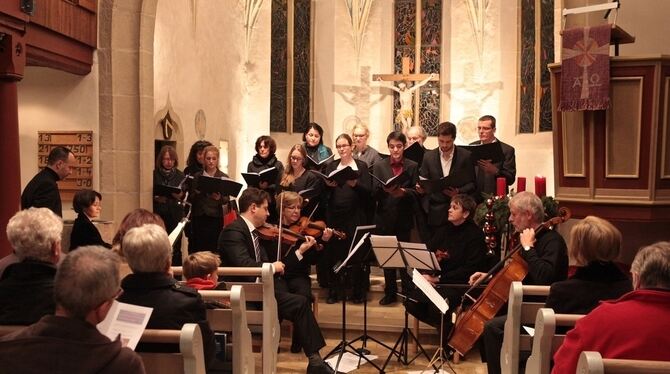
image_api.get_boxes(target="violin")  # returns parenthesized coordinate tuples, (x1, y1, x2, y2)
(447, 207, 571, 356)
(255, 223, 306, 246)
(288, 216, 347, 240)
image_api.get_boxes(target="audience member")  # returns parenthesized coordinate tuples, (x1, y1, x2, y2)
(70, 189, 112, 250)
(0, 246, 145, 373)
(111, 208, 165, 279)
(21, 146, 75, 216)
(182, 251, 224, 291)
(0, 208, 62, 324)
(545, 216, 632, 314)
(552, 241, 670, 373)
(117, 224, 216, 369)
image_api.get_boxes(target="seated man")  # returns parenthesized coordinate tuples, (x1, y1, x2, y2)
(218, 187, 334, 374)
(117, 224, 216, 369)
(0, 246, 145, 373)
(0, 207, 62, 324)
(552, 241, 670, 374)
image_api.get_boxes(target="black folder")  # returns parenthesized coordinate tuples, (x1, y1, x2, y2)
(418, 173, 471, 194)
(241, 167, 279, 187)
(371, 171, 410, 188)
(153, 184, 182, 198)
(196, 175, 243, 197)
(403, 142, 425, 165)
(459, 142, 505, 164)
(305, 153, 335, 169)
(310, 166, 360, 186)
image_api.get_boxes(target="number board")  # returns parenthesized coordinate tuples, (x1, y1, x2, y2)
(38, 131, 94, 201)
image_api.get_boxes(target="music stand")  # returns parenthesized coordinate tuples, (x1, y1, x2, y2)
(325, 227, 383, 372)
(371, 236, 440, 371)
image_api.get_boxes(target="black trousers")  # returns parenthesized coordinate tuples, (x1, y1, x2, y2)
(274, 277, 325, 356)
(482, 315, 506, 374)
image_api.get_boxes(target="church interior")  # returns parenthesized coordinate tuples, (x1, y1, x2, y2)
(2, 0, 670, 373)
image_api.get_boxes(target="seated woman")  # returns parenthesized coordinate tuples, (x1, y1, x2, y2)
(111, 208, 165, 279)
(545, 215, 632, 314)
(405, 194, 488, 343)
(69, 189, 112, 251)
(247, 135, 284, 223)
(264, 191, 333, 353)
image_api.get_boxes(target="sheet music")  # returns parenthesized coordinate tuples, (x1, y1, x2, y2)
(412, 269, 449, 314)
(97, 300, 153, 350)
(335, 232, 370, 273)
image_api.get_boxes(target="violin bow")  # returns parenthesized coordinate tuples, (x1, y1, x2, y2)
(307, 201, 319, 221)
(276, 193, 284, 262)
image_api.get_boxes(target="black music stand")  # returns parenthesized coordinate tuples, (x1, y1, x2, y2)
(371, 236, 441, 371)
(325, 227, 383, 373)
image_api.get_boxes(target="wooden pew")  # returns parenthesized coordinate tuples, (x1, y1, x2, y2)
(172, 264, 279, 374)
(500, 281, 550, 374)
(577, 351, 670, 374)
(525, 308, 584, 374)
(199, 285, 254, 374)
(139, 323, 206, 374)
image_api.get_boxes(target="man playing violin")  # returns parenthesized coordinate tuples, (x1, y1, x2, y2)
(468, 191, 568, 374)
(217, 188, 335, 374)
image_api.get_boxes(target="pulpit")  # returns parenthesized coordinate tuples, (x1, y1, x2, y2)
(549, 55, 670, 262)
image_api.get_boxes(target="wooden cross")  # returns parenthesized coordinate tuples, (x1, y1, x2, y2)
(373, 57, 440, 130)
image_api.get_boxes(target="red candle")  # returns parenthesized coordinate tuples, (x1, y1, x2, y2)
(534, 176, 546, 198)
(517, 177, 526, 192)
(496, 177, 506, 196)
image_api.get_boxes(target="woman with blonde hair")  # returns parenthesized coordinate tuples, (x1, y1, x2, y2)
(279, 144, 323, 218)
(544, 215, 632, 314)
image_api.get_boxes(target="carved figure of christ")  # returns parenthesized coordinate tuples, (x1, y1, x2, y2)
(373, 57, 440, 132)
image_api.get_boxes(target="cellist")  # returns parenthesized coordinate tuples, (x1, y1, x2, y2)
(467, 191, 568, 374)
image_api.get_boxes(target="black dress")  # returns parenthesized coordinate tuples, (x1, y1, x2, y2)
(188, 170, 229, 253)
(247, 154, 284, 224)
(153, 167, 186, 264)
(70, 213, 112, 251)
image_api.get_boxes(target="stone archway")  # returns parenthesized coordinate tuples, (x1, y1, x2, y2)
(97, 0, 158, 225)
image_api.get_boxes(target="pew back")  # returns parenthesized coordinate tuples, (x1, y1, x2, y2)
(199, 285, 254, 374)
(525, 308, 584, 374)
(139, 323, 205, 374)
(173, 264, 279, 374)
(577, 351, 670, 374)
(500, 282, 550, 374)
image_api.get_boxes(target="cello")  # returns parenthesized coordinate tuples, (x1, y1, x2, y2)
(447, 207, 571, 356)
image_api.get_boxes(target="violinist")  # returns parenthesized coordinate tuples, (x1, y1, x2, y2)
(469, 191, 567, 374)
(323, 134, 372, 304)
(372, 131, 419, 306)
(262, 191, 333, 354)
(217, 188, 334, 374)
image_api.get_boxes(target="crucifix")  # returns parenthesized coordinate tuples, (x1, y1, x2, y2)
(373, 56, 440, 132)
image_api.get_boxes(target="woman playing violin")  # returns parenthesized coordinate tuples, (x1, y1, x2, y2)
(261, 191, 333, 353)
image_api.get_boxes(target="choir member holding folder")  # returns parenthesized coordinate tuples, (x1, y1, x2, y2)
(279, 144, 324, 219)
(372, 131, 419, 305)
(302, 123, 333, 172)
(153, 145, 186, 263)
(189, 145, 234, 253)
(322, 134, 372, 304)
(417, 121, 476, 242)
(245, 135, 284, 223)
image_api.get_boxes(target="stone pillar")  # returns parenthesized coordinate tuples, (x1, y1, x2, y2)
(0, 32, 25, 257)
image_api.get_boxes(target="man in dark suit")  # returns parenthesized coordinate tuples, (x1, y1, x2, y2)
(372, 131, 419, 305)
(217, 187, 334, 374)
(470, 115, 516, 201)
(21, 146, 75, 217)
(417, 121, 476, 242)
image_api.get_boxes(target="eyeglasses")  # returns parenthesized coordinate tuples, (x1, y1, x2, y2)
(353, 134, 367, 138)
(290, 156, 303, 161)
(336, 144, 351, 149)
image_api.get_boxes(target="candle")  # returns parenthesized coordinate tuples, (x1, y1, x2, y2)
(534, 176, 546, 198)
(496, 177, 506, 196)
(517, 177, 526, 192)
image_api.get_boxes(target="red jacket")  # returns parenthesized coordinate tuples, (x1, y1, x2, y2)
(552, 289, 670, 374)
